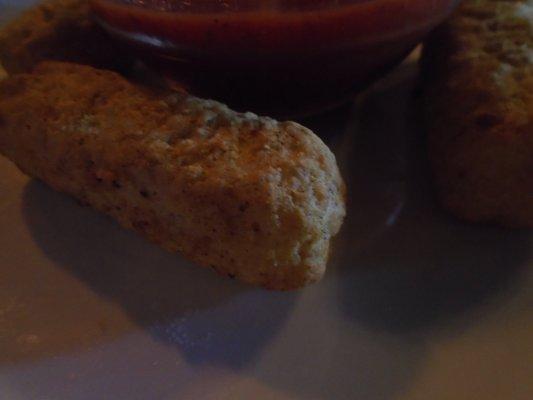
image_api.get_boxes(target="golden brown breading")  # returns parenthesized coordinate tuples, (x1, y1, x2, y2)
(421, 0, 533, 227)
(0, 0, 128, 74)
(0, 61, 346, 290)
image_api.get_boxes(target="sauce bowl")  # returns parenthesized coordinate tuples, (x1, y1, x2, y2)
(91, 0, 460, 116)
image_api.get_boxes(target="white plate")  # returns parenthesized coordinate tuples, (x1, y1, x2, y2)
(0, 2, 532, 399)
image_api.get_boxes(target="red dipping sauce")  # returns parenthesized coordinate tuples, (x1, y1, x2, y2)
(91, 0, 459, 116)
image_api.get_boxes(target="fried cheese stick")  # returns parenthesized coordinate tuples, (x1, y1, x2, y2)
(0, 62, 346, 290)
(0, 0, 127, 74)
(421, 0, 533, 227)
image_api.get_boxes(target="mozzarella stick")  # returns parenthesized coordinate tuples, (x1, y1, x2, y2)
(0, 0, 127, 74)
(0, 62, 346, 290)
(421, 0, 533, 227)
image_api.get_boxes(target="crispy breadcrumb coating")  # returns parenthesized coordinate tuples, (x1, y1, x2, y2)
(0, 0, 128, 74)
(0, 62, 346, 289)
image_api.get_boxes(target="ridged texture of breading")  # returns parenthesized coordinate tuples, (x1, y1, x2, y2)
(0, 0, 127, 74)
(421, 0, 533, 227)
(0, 62, 346, 290)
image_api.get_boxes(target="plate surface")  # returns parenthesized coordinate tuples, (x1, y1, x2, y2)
(0, 2, 532, 399)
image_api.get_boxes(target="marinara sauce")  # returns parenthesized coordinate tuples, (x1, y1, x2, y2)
(91, 0, 458, 116)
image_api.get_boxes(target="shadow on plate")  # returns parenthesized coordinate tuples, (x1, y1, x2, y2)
(333, 71, 531, 337)
(17, 180, 296, 368)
